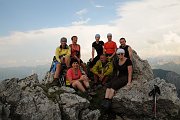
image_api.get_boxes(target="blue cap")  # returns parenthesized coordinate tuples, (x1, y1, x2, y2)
(95, 34, 100, 38)
(107, 33, 112, 37)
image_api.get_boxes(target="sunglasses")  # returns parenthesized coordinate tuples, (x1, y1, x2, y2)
(117, 53, 124, 55)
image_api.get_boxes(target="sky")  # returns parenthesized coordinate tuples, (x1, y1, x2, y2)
(0, 0, 180, 67)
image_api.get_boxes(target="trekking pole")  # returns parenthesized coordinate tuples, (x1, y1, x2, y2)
(149, 85, 160, 119)
(154, 92, 157, 118)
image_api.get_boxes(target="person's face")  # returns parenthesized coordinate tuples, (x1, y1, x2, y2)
(107, 35, 112, 41)
(117, 53, 125, 59)
(120, 39, 126, 46)
(72, 37, 77, 44)
(61, 41, 67, 47)
(72, 62, 79, 69)
(95, 37, 100, 41)
(100, 55, 107, 63)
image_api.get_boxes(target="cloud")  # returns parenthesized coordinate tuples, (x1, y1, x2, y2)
(75, 9, 88, 16)
(114, 0, 180, 57)
(73, 8, 90, 25)
(72, 18, 91, 25)
(95, 5, 104, 8)
(0, 0, 180, 67)
(0, 25, 118, 67)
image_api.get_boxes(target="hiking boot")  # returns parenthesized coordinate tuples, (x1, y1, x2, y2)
(101, 99, 112, 110)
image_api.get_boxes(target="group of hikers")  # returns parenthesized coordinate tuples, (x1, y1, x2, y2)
(50, 33, 133, 109)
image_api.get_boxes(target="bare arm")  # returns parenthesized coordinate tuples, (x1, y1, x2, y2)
(127, 65, 133, 85)
(79, 45, 81, 59)
(92, 47, 95, 59)
(128, 46, 133, 61)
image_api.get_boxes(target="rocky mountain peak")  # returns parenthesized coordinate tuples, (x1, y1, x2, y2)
(0, 50, 179, 120)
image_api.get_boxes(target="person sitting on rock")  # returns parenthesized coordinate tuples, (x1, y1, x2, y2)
(119, 37, 133, 61)
(69, 36, 87, 74)
(66, 58, 92, 99)
(51, 37, 71, 86)
(91, 54, 113, 88)
(102, 48, 133, 109)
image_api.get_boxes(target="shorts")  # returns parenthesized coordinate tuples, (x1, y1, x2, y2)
(106, 76, 128, 91)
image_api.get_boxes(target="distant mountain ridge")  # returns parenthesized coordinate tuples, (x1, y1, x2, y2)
(153, 69, 180, 97)
(0, 65, 50, 81)
(147, 55, 180, 75)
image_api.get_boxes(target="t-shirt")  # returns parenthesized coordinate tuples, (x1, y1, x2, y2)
(117, 59, 132, 77)
(66, 68, 82, 84)
(119, 45, 130, 59)
(69, 44, 80, 58)
(92, 41, 104, 55)
(104, 41, 117, 54)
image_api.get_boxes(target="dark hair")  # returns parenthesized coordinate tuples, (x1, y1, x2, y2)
(71, 36, 78, 40)
(60, 37, 67, 42)
(70, 58, 79, 66)
(120, 38, 126, 42)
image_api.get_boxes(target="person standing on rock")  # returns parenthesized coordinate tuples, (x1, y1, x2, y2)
(102, 48, 133, 109)
(69, 36, 87, 74)
(66, 58, 92, 99)
(51, 37, 71, 86)
(119, 38, 133, 61)
(104, 33, 117, 60)
(89, 34, 104, 68)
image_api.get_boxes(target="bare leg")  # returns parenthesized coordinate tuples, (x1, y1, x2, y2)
(108, 88, 115, 99)
(83, 80, 90, 88)
(105, 88, 111, 98)
(72, 81, 86, 92)
(64, 56, 70, 67)
(54, 63, 61, 79)
(81, 63, 87, 74)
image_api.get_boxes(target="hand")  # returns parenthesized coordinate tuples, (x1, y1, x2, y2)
(126, 82, 132, 90)
(80, 75, 88, 81)
(91, 58, 94, 62)
(99, 74, 104, 81)
(127, 82, 131, 86)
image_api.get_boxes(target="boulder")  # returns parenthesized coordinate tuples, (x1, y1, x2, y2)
(132, 50, 154, 82)
(42, 72, 54, 85)
(112, 51, 180, 119)
(80, 109, 101, 120)
(0, 74, 62, 120)
(59, 93, 89, 120)
(0, 74, 100, 120)
(15, 86, 61, 120)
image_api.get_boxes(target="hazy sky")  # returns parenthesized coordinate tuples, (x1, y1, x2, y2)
(0, 0, 180, 67)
